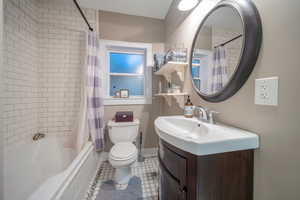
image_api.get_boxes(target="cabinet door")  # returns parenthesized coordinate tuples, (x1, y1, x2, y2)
(159, 140, 187, 185)
(159, 162, 186, 200)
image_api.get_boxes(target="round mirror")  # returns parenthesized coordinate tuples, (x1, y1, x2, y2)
(192, 7, 243, 95)
(190, 0, 262, 102)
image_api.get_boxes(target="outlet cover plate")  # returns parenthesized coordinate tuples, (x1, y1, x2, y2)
(255, 77, 279, 106)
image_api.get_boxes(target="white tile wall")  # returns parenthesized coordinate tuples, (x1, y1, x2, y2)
(212, 27, 243, 77)
(3, 0, 40, 146)
(38, 0, 97, 138)
(3, 0, 98, 147)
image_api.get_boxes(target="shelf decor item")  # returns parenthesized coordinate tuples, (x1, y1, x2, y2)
(120, 89, 129, 98)
(113, 91, 120, 98)
(154, 53, 165, 72)
(175, 48, 188, 63)
(164, 49, 176, 63)
(164, 47, 188, 64)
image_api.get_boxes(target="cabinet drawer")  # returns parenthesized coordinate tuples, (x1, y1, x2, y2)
(159, 140, 187, 185)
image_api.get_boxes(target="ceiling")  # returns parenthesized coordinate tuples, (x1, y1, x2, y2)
(78, 0, 174, 19)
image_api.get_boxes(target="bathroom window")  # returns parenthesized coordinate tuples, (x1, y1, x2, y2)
(109, 52, 145, 96)
(192, 58, 201, 89)
(100, 40, 153, 105)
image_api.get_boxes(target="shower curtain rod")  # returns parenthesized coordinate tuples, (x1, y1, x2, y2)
(73, 0, 94, 32)
(214, 34, 243, 48)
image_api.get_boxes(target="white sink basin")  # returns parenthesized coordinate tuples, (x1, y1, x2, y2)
(155, 116, 259, 156)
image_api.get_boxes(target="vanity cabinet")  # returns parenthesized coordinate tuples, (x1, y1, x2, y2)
(158, 139, 254, 200)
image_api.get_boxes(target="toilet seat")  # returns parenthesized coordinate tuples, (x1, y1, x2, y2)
(110, 142, 137, 161)
(108, 142, 138, 185)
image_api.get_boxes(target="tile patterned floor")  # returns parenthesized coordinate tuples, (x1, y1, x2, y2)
(83, 156, 159, 200)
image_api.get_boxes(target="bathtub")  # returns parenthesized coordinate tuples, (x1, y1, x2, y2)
(4, 136, 101, 200)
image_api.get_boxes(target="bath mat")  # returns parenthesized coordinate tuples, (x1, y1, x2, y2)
(96, 176, 143, 200)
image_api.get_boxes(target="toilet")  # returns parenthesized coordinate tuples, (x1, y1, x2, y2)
(107, 119, 139, 185)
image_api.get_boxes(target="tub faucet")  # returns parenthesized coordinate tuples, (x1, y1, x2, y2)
(33, 133, 45, 141)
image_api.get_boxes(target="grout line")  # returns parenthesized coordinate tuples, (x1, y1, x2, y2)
(83, 156, 159, 200)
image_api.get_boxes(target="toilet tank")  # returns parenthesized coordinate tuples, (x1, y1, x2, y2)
(107, 119, 140, 144)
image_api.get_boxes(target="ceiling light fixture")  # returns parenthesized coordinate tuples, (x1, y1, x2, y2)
(178, 0, 199, 11)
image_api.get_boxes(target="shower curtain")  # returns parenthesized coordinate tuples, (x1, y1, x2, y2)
(210, 46, 229, 94)
(76, 31, 104, 152)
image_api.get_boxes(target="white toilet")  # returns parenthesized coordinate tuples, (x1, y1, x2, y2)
(107, 119, 139, 185)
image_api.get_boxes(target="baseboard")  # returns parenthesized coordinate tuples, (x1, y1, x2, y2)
(101, 147, 158, 161)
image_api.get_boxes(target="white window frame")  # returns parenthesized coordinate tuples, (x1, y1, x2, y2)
(100, 40, 153, 105)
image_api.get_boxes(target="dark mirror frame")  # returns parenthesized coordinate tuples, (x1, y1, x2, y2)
(190, 0, 262, 102)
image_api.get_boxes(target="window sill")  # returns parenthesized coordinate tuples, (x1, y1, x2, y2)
(103, 97, 152, 106)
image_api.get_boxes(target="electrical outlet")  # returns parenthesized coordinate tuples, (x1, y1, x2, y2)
(255, 77, 279, 106)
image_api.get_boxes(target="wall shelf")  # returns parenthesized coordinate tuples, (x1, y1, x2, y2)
(154, 93, 188, 97)
(154, 62, 188, 82)
(155, 93, 188, 109)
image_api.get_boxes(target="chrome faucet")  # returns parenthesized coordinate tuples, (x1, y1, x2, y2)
(208, 110, 219, 124)
(195, 106, 219, 124)
(195, 106, 208, 121)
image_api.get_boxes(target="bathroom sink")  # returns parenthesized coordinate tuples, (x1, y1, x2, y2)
(155, 116, 259, 156)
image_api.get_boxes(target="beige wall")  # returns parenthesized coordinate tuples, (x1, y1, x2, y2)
(165, 0, 300, 199)
(99, 11, 165, 150)
(99, 11, 165, 43)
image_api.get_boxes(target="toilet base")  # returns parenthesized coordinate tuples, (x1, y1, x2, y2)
(115, 166, 132, 185)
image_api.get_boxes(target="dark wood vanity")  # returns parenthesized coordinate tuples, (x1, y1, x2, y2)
(158, 139, 254, 200)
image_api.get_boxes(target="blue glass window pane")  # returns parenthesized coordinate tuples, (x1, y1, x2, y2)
(110, 52, 144, 74)
(192, 67, 200, 78)
(192, 59, 200, 64)
(110, 76, 144, 96)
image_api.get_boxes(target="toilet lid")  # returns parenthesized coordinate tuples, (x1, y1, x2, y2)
(110, 142, 137, 161)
